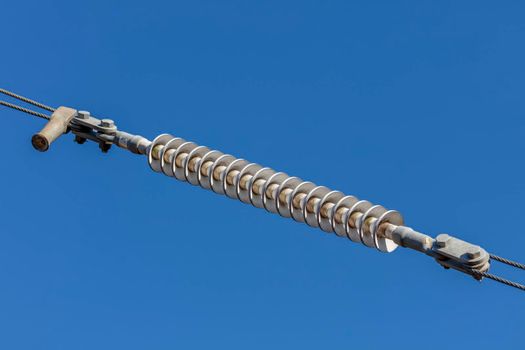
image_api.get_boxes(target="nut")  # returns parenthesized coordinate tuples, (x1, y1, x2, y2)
(435, 234, 450, 248)
(100, 119, 115, 128)
(77, 110, 90, 119)
(465, 247, 481, 259)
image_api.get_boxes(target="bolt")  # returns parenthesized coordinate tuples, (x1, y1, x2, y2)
(74, 135, 86, 144)
(99, 142, 111, 153)
(465, 247, 481, 259)
(435, 234, 450, 248)
(100, 119, 115, 128)
(77, 110, 90, 119)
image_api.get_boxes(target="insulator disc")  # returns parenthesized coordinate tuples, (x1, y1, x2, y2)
(276, 177, 303, 218)
(185, 145, 210, 185)
(249, 168, 276, 209)
(317, 191, 344, 233)
(262, 172, 289, 214)
(223, 159, 249, 200)
(344, 200, 372, 242)
(160, 137, 186, 178)
(236, 163, 262, 204)
(148, 134, 174, 173)
(303, 186, 331, 228)
(371, 210, 403, 253)
(210, 154, 235, 195)
(358, 205, 387, 248)
(290, 182, 316, 223)
(197, 150, 223, 190)
(332, 195, 358, 237)
(172, 141, 198, 181)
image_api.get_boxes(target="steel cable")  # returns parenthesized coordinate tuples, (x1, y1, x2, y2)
(490, 254, 525, 270)
(1, 101, 50, 120)
(472, 270, 525, 292)
(0, 88, 55, 112)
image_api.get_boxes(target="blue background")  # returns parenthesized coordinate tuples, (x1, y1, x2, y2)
(1, 1, 524, 349)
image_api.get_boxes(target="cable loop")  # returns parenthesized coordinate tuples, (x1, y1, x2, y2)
(470, 254, 525, 292)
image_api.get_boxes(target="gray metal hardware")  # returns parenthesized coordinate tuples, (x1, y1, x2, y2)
(67, 108, 150, 155)
(31, 106, 77, 152)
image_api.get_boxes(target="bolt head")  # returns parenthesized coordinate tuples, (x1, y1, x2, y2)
(74, 135, 86, 144)
(100, 119, 115, 128)
(435, 234, 450, 248)
(465, 247, 481, 259)
(77, 110, 90, 119)
(99, 142, 111, 153)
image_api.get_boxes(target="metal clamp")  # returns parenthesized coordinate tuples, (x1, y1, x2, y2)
(69, 110, 151, 154)
(431, 234, 490, 279)
(385, 225, 491, 279)
(31, 106, 77, 152)
(70, 110, 117, 153)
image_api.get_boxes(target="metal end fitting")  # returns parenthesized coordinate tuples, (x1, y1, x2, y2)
(70, 111, 118, 153)
(432, 234, 490, 279)
(385, 226, 491, 279)
(31, 106, 77, 152)
(69, 111, 151, 155)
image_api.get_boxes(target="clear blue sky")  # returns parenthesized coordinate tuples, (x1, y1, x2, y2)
(1, 1, 524, 349)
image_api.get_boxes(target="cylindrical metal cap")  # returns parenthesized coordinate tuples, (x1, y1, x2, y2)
(31, 106, 77, 152)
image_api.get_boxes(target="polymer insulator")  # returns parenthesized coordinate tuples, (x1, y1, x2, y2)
(148, 134, 403, 253)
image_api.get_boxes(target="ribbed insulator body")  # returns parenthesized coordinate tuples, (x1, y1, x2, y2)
(148, 134, 403, 252)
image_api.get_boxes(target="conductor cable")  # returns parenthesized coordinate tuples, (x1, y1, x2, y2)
(0, 88, 55, 112)
(1, 100, 51, 120)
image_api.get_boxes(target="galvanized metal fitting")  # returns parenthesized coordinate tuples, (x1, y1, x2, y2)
(31, 106, 77, 152)
(68, 111, 150, 155)
(431, 234, 490, 278)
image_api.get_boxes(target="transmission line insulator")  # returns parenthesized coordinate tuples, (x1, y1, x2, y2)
(148, 133, 403, 253)
(144, 133, 500, 283)
(5, 92, 524, 291)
